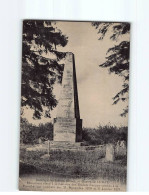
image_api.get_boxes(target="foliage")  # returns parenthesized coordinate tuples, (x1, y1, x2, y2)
(20, 118, 34, 144)
(92, 22, 130, 116)
(82, 125, 127, 145)
(38, 123, 53, 140)
(21, 20, 68, 119)
(20, 118, 53, 144)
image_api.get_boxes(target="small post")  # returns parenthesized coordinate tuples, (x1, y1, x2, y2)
(48, 140, 50, 155)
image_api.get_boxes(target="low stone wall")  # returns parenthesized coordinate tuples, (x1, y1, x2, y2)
(24, 141, 126, 157)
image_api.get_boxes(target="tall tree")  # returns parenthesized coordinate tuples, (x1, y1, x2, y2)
(21, 20, 68, 119)
(92, 22, 130, 116)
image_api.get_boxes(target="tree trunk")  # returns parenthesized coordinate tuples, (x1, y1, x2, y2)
(105, 143, 115, 162)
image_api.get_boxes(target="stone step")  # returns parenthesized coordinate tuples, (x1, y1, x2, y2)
(49, 141, 83, 150)
(50, 141, 82, 147)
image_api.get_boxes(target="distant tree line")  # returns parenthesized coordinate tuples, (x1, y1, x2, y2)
(20, 118, 127, 146)
(82, 125, 127, 145)
(20, 118, 53, 144)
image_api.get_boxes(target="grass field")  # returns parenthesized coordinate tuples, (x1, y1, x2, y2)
(19, 123, 127, 191)
(19, 145, 127, 184)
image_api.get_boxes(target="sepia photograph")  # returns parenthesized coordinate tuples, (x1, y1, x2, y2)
(19, 20, 130, 191)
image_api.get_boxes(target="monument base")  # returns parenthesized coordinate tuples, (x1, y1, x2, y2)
(53, 117, 82, 142)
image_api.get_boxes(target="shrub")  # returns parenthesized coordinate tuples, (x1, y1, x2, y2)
(20, 118, 53, 144)
(82, 125, 127, 145)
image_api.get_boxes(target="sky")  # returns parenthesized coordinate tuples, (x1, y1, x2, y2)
(23, 21, 129, 128)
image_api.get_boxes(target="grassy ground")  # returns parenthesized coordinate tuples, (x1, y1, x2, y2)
(19, 145, 127, 184)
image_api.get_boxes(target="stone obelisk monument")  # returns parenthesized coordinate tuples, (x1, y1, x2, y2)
(53, 52, 82, 143)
